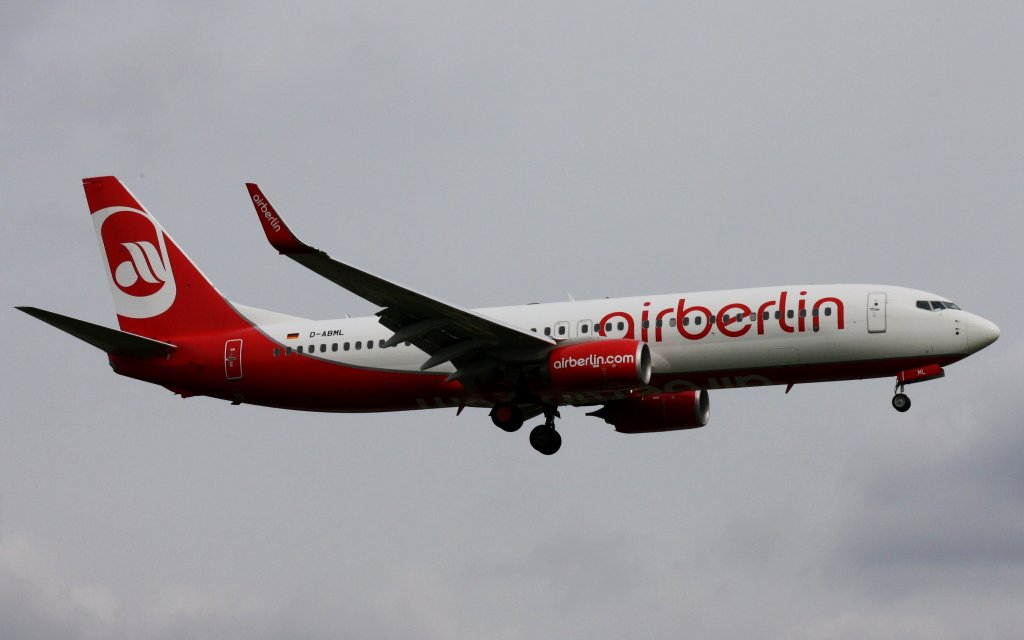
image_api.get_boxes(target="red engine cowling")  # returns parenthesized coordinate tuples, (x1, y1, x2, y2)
(547, 339, 651, 392)
(587, 390, 710, 433)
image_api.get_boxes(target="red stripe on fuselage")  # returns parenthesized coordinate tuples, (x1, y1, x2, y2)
(108, 318, 967, 411)
(109, 325, 469, 412)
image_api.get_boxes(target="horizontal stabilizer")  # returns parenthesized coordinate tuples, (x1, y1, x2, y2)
(16, 306, 177, 358)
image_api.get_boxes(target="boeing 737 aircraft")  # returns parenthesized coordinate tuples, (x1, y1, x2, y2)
(18, 177, 1000, 454)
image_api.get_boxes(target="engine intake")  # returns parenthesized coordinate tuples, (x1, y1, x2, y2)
(588, 389, 710, 433)
(547, 339, 651, 392)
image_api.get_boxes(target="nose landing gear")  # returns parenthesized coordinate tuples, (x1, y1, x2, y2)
(891, 389, 911, 412)
(892, 379, 912, 412)
(891, 364, 945, 412)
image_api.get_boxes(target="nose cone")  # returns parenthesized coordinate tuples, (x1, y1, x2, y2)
(966, 313, 1000, 352)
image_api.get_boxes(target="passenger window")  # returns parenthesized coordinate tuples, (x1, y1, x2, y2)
(320, 344, 327, 353)
(605, 323, 612, 332)
(367, 340, 373, 349)
(558, 325, 566, 336)
(273, 348, 280, 357)
(379, 340, 385, 348)
(642, 320, 650, 329)
(332, 343, 338, 352)
(617, 322, 625, 330)
(799, 309, 806, 317)
(581, 324, 589, 334)
(297, 346, 304, 354)
(683, 317, 689, 326)
(825, 308, 832, 316)
(544, 327, 551, 336)
(787, 310, 794, 319)
(775, 311, 781, 319)
(694, 316, 702, 326)
(355, 341, 362, 350)
(763, 311, 770, 320)
(285, 347, 292, 355)
(344, 342, 350, 351)
(669, 318, 676, 327)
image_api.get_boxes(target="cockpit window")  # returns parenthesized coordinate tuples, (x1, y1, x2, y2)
(917, 300, 962, 311)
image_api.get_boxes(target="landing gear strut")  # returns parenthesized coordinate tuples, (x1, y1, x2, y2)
(529, 406, 561, 455)
(892, 382, 911, 412)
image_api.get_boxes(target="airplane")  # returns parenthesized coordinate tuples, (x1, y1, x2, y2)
(17, 176, 1000, 455)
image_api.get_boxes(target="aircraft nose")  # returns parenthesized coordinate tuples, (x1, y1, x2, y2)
(966, 313, 1000, 352)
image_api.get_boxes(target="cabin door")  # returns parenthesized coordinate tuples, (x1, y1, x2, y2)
(867, 293, 887, 334)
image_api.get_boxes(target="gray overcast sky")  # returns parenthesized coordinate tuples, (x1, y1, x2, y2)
(2, 2, 1022, 638)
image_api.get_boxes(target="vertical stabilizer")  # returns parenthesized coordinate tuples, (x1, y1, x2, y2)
(84, 176, 248, 339)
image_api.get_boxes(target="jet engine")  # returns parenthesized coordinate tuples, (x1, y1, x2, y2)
(546, 339, 651, 392)
(587, 389, 710, 433)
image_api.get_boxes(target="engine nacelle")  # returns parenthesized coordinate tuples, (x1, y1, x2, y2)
(546, 339, 651, 392)
(587, 390, 710, 433)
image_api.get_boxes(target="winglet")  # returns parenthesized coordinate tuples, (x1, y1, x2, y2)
(245, 183, 315, 255)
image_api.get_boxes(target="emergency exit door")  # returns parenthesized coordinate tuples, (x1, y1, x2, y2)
(867, 293, 886, 333)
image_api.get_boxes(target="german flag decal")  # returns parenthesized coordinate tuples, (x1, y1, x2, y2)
(286, 332, 299, 340)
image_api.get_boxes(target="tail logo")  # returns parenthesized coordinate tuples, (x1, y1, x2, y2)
(114, 241, 171, 290)
(92, 206, 177, 318)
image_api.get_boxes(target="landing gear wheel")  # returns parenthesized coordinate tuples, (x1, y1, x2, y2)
(490, 402, 524, 432)
(529, 425, 562, 455)
(892, 393, 911, 412)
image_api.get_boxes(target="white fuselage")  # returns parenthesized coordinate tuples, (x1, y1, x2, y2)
(247, 284, 995, 390)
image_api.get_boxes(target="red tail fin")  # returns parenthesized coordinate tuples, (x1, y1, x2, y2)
(85, 176, 249, 339)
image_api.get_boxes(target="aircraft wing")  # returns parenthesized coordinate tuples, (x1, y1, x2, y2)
(245, 184, 555, 383)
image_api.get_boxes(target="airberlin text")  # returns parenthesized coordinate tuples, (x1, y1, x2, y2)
(552, 353, 635, 370)
(599, 290, 845, 343)
(252, 194, 282, 232)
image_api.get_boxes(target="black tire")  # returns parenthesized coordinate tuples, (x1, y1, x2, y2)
(529, 425, 562, 455)
(490, 402, 524, 432)
(892, 393, 911, 412)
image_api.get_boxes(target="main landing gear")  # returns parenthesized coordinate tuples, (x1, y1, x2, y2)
(490, 401, 562, 455)
(490, 401, 524, 432)
(529, 407, 562, 456)
(892, 382, 911, 413)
